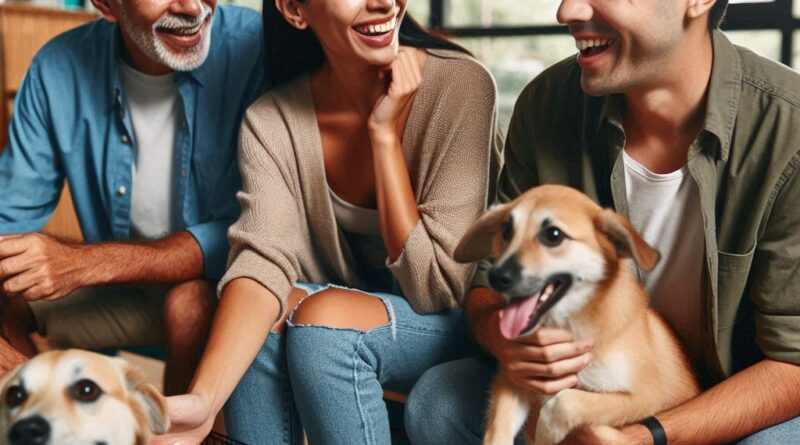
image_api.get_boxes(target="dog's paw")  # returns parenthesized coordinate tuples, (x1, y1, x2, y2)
(534, 390, 580, 445)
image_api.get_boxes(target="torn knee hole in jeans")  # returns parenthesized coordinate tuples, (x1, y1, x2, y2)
(287, 284, 397, 340)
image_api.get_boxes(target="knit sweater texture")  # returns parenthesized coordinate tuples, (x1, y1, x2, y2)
(219, 49, 501, 316)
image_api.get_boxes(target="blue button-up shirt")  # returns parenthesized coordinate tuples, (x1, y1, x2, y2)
(0, 5, 267, 281)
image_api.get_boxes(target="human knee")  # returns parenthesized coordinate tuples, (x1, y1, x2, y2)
(163, 279, 216, 328)
(405, 364, 471, 444)
(290, 288, 389, 331)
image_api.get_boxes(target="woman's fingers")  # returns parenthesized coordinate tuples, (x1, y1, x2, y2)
(512, 374, 579, 395)
(516, 327, 576, 346)
(506, 351, 593, 379)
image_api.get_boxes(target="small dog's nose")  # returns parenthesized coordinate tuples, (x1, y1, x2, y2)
(489, 259, 521, 292)
(8, 415, 50, 445)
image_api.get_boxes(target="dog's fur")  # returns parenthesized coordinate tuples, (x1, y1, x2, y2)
(456, 185, 700, 445)
(0, 349, 169, 445)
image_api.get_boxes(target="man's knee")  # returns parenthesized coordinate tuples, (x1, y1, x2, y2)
(163, 279, 216, 329)
(406, 358, 500, 445)
(290, 288, 389, 331)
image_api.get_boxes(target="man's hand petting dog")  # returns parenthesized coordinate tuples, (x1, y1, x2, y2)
(486, 318, 594, 395)
(0, 234, 90, 301)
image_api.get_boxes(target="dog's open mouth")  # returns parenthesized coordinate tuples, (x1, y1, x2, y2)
(499, 274, 572, 339)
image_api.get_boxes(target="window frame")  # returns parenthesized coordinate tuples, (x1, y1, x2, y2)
(422, 0, 798, 67)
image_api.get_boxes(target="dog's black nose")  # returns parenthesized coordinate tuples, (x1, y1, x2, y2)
(8, 415, 50, 445)
(489, 259, 521, 292)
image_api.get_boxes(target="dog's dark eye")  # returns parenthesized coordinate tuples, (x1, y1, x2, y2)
(4, 385, 26, 408)
(502, 215, 514, 242)
(539, 226, 566, 247)
(70, 379, 102, 403)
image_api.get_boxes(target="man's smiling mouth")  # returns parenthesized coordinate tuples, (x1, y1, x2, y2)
(576, 38, 616, 57)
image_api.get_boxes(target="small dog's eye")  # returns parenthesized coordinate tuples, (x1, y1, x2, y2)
(70, 379, 102, 403)
(539, 226, 566, 247)
(5, 385, 27, 408)
(502, 215, 514, 242)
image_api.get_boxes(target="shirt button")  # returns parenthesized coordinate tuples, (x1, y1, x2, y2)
(121, 134, 130, 144)
(117, 186, 127, 196)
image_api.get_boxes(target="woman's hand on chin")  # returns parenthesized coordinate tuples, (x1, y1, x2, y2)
(150, 393, 216, 445)
(367, 47, 424, 140)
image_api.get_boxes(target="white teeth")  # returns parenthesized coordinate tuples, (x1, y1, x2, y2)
(575, 38, 614, 51)
(357, 16, 396, 35)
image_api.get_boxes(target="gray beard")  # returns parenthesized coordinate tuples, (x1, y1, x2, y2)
(116, 2, 213, 72)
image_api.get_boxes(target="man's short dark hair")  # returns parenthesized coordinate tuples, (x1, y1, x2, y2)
(709, 0, 730, 30)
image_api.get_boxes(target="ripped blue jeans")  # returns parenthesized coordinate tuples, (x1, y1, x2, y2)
(222, 283, 474, 445)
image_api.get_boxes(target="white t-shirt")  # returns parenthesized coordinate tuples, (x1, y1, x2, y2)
(622, 150, 705, 368)
(120, 63, 179, 240)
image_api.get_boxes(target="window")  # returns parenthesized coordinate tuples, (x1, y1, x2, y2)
(223, 1, 800, 128)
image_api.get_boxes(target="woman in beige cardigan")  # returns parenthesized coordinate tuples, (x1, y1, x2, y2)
(156, 0, 499, 443)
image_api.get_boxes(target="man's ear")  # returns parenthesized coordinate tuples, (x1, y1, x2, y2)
(90, 0, 118, 23)
(454, 203, 512, 263)
(117, 359, 169, 436)
(594, 208, 661, 271)
(275, 0, 308, 30)
(687, 0, 717, 20)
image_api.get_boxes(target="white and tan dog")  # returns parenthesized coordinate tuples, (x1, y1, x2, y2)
(455, 185, 700, 445)
(0, 349, 169, 445)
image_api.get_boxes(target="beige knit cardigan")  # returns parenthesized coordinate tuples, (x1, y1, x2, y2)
(219, 49, 501, 316)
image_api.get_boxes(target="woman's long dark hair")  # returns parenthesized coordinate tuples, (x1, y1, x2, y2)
(263, 3, 470, 86)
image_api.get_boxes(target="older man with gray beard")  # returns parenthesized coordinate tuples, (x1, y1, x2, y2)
(0, 0, 267, 395)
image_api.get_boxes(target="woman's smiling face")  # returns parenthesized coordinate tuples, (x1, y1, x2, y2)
(296, 0, 408, 67)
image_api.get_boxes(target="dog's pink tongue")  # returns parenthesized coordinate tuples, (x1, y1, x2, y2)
(499, 293, 541, 340)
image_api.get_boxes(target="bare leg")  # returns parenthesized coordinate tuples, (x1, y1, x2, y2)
(162, 280, 217, 395)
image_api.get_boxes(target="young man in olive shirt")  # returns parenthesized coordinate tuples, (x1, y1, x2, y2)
(405, 0, 800, 443)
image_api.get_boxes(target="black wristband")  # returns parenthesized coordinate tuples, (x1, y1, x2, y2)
(641, 416, 668, 445)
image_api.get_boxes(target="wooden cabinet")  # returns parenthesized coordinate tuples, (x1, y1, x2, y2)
(0, 3, 96, 241)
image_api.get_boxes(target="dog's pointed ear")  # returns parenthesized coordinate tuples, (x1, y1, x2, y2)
(455, 203, 512, 263)
(595, 208, 661, 271)
(118, 360, 170, 436)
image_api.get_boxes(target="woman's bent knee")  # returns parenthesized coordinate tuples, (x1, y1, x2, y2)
(290, 288, 389, 331)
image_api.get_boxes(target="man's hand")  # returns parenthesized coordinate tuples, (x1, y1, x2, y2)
(0, 234, 90, 301)
(558, 424, 651, 445)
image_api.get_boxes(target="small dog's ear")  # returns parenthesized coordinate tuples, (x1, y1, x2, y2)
(118, 360, 170, 436)
(0, 363, 23, 391)
(455, 203, 512, 263)
(595, 208, 661, 271)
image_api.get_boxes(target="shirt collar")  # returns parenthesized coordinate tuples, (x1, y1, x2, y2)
(595, 30, 742, 161)
(702, 30, 742, 161)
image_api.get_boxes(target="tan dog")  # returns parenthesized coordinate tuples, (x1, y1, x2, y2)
(0, 349, 169, 445)
(455, 185, 700, 445)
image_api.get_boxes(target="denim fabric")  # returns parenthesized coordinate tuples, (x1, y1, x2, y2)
(223, 284, 474, 445)
(0, 6, 266, 280)
(405, 357, 800, 445)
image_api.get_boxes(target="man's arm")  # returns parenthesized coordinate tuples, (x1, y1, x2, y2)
(0, 231, 203, 301)
(564, 359, 800, 445)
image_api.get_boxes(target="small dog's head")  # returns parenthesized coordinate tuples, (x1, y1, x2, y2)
(456, 185, 660, 339)
(0, 349, 169, 445)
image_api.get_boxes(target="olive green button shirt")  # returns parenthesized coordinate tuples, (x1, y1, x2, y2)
(474, 30, 800, 383)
